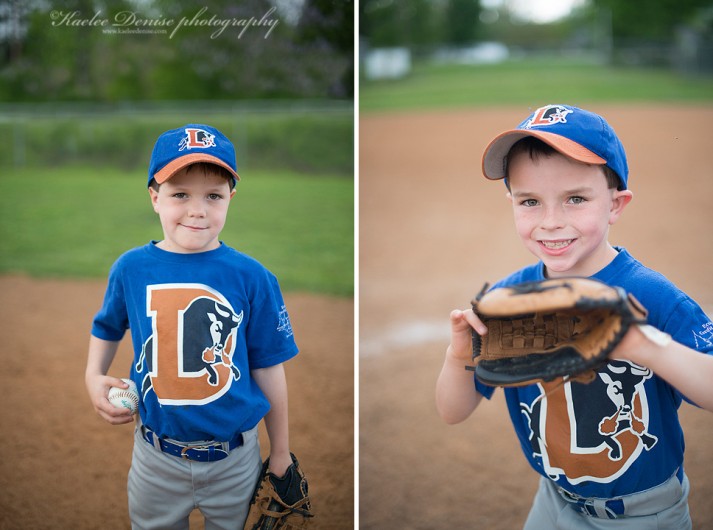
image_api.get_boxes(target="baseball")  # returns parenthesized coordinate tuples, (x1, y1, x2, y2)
(107, 378, 139, 414)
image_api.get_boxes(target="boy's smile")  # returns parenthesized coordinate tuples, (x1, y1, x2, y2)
(149, 166, 235, 254)
(506, 153, 632, 278)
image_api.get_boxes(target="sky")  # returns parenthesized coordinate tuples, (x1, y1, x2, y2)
(481, 0, 588, 24)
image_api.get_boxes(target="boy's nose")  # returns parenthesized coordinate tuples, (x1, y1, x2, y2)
(540, 205, 565, 230)
(187, 201, 207, 217)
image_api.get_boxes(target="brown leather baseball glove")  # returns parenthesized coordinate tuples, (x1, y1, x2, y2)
(244, 453, 313, 529)
(468, 278, 648, 387)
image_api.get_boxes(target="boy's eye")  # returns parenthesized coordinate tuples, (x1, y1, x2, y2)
(173, 192, 188, 199)
(521, 199, 539, 207)
(568, 196, 586, 204)
(208, 193, 223, 200)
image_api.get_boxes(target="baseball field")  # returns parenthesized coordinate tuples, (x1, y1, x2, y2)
(360, 63, 713, 528)
(1, 57, 713, 529)
(360, 104, 713, 528)
(0, 161, 354, 525)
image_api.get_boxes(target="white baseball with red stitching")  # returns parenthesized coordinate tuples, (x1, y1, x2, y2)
(108, 378, 139, 414)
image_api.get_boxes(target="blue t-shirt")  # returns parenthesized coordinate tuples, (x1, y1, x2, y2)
(475, 248, 713, 498)
(91, 242, 299, 442)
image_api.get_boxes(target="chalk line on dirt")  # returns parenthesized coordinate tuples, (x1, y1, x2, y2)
(360, 319, 450, 357)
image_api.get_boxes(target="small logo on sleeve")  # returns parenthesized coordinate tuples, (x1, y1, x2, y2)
(277, 305, 294, 338)
(692, 321, 713, 349)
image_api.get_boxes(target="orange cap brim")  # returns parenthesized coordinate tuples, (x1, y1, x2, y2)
(154, 153, 240, 184)
(482, 129, 606, 180)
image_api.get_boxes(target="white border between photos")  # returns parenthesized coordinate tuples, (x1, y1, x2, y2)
(353, 4, 360, 528)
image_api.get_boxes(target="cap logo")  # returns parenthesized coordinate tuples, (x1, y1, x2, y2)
(526, 105, 572, 129)
(179, 128, 216, 151)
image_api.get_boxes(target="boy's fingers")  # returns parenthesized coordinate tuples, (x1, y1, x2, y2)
(460, 309, 488, 336)
(105, 376, 128, 389)
(101, 411, 135, 425)
(449, 309, 466, 324)
(98, 400, 135, 424)
(450, 309, 488, 338)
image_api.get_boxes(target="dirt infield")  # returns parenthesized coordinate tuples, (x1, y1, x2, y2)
(360, 105, 713, 529)
(0, 276, 353, 529)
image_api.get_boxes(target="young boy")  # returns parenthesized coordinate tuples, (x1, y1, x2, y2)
(86, 124, 299, 529)
(436, 105, 713, 529)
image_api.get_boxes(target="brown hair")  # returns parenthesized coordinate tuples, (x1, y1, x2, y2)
(505, 137, 622, 190)
(149, 162, 235, 191)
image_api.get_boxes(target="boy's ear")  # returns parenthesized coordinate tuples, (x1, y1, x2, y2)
(148, 187, 160, 213)
(609, 189, 633, 225)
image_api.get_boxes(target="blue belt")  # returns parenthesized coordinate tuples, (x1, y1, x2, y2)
(141, 426, 243, 463)
(559, 490, 625, 519)
(558, 467, 684, 519)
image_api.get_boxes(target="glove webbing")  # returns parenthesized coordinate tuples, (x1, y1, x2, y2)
(487, 313, 573, 352)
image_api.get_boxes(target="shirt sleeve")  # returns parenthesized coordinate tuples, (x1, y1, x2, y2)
(91, 261, 129, 342)
(475, 378, 496, 399)
(245, 270, 299, 370)
(657, 296, 713, 406)
(660, 297, 713, 356)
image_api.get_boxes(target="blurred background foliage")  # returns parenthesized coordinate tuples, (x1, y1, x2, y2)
(1, 0, 353, 101)
(0, 0, 354, 294)
(360, 0, 713, 80)
(359, 0, 713, 112)
(0, 0, 354, 175)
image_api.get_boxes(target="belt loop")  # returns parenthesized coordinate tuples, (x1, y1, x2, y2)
(605, 498, 625, 518)
(140, 423, 164, 454)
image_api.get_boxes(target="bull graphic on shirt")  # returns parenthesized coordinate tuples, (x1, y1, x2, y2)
(520, 361, 658, 484)
(135, 284, 243, 406)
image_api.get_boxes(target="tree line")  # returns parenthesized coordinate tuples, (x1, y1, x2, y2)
(360, 0, 712, 57)
(0, 0, 354, 102)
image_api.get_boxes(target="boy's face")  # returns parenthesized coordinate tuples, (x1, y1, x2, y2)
(149, 166, 235, 254)
(506, 152, 632, 278)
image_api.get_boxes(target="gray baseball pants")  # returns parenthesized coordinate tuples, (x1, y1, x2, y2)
(127, 425, 261, 530)
(524, 470, 691, 529)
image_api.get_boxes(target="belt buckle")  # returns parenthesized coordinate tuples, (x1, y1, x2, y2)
(558, 488, 596, 518)
(180, 446, 195, 460)
(180, 443, 228, 462)
(559, 487, 581, 503)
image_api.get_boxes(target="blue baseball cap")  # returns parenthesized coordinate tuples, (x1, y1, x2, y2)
(482, 105, 629, 189)
(148, 124, 240, 187)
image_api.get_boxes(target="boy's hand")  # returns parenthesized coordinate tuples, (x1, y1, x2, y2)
(268, 450, 293, 478)
(245, 453, 314, 529)
(447, 309, 488, 363)
(609, 324, 672, 365)
(436, 308, 487, 423)
(86, 374, 135, 425)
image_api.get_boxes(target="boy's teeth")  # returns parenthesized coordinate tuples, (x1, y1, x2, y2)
(542, 240, 572, 249)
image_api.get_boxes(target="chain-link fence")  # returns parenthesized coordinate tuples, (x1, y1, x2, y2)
(0, 100, 354, 176)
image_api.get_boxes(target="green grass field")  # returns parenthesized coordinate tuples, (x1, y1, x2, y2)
(0, 105, 354, 176)
(0, 166, 354, 297)
(360, 59, 713, 112)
